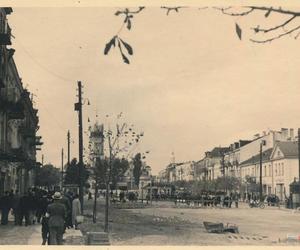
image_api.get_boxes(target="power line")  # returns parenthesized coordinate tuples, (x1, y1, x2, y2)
(13, 38, 75, 83)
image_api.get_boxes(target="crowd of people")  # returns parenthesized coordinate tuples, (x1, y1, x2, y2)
(174, 192, 240, 208)
(0, 188, 82, 245)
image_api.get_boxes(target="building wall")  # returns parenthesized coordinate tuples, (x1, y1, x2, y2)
(0, 8, 40, 195)
(240, 157, 299, 200)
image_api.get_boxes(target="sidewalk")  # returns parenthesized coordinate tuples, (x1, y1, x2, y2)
(0, 212, 84, 245)
(27, 224, 84, 245)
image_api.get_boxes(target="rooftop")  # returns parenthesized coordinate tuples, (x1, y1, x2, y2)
(240, 148, 273, 166)
(274, 141, 298, 158)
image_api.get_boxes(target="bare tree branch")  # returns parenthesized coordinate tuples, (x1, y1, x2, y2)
(251, 15, 297, 33)
(161, 6, 188, 15)
(246, 6, 300, 16)
(250, 25, 300, 43)
(214, 6, 255, 16)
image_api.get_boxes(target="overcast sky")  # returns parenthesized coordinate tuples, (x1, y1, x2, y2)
(8, 6, 300, 174)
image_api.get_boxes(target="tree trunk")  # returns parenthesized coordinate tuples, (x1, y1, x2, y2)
(93, 180, 98, 223)
(104, 181, 109, 232)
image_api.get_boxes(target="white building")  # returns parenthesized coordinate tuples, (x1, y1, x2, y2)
(240, 141, 299, 201)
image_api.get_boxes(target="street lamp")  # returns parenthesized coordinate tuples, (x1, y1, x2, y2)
(259, 139, 266, 201)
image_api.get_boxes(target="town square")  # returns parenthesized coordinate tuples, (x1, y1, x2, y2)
(0, 2, 300, 246)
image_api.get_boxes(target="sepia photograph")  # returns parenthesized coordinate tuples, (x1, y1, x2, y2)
(0, 0, 300, 246)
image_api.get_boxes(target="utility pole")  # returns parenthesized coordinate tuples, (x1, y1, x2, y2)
(150, 174, 153, 205)
(61, 148, 64, 189)
(298, 128, 300, 182)
(104, 133, 112, 232)
(41, 154, 44, 167)
(75, 81, 84, 213)
(259, 141, 263, 201)
(67, 130, 70, 166)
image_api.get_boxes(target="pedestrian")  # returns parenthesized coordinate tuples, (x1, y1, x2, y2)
(46, 192, 66, 245)
(65, 191, 73, 228)
(88, 192, 92, 200)
(72, 194, 82, 230)
(12, 190, 21, 225)
(41, 214, 49, 245)
(119, 191, 125, 202)
(234, 193, 239, 208)
(19, 192, 31, 226)
(0, 191, 11, 225)
(37, 192, 49, 223)
(28, 190, 38, 224)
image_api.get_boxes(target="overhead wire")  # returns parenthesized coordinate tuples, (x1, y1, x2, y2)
(13, 38, 76, 83)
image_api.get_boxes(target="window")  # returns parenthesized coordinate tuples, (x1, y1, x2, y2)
(269, 165, 271, 176)
(282, 163, 284, 176)
(264, 165, 267, 176)
(275, 163, 277, 176)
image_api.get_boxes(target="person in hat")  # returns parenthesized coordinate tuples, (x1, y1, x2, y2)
(46, 192, 66, 245)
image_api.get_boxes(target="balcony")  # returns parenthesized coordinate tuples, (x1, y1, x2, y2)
(0, 25, 12, 46)
(19, 126, 36, 139)
(0, 87, 25, 119)
(7, 101, 25, 120)
(10, 147, 27, 162)
(0, 87, 20, 109)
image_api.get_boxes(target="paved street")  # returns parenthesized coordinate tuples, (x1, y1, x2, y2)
(79, 199, 300, 245)
(126, 201, 299, 245)
(0, 200, 300, 245)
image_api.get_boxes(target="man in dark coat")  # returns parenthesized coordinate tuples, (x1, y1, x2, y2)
(58, 193, 71, 231)
(0, 191, 11, 225)
(19, 192, 31, 226)
(12, 190, 21, 225)
(46, 192, 66, 245)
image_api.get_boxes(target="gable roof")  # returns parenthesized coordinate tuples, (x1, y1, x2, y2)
(272, 141, 298, 159)
(210, 147, 230, 158)
(240, 148, 273, 167)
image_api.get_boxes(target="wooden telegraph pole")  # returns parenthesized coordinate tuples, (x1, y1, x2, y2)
(75, 81, 84, 213)
(61, 148, 64, 189)
(298, 128, 300, 182)
(67, 130, 70, 166)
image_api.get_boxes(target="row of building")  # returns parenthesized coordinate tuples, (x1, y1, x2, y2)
(158, 128, 299, 201)
(0, 8, 42, 195)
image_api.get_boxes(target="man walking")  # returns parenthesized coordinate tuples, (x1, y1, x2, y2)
(46, 192, 66, 245)
(0, 191, 11, 225)
(72, 194, 82, 230)
(12, 190, 21, 225)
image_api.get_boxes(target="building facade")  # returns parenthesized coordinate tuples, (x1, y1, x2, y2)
(0, 8, 41, 195)
(158, 128, 298, 200)
(240, 141, 299, 200)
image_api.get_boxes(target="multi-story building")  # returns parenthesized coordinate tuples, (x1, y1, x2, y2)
(194, 147, 230, 181)
(0, 7, 41, 195)
(157, 168, 168, 183)
(240, 141, 299, 201)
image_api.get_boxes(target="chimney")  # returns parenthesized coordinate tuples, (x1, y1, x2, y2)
(253, 133, 260, 140)
(281, 128, 289, 139)
(290, 128, 294, 140)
